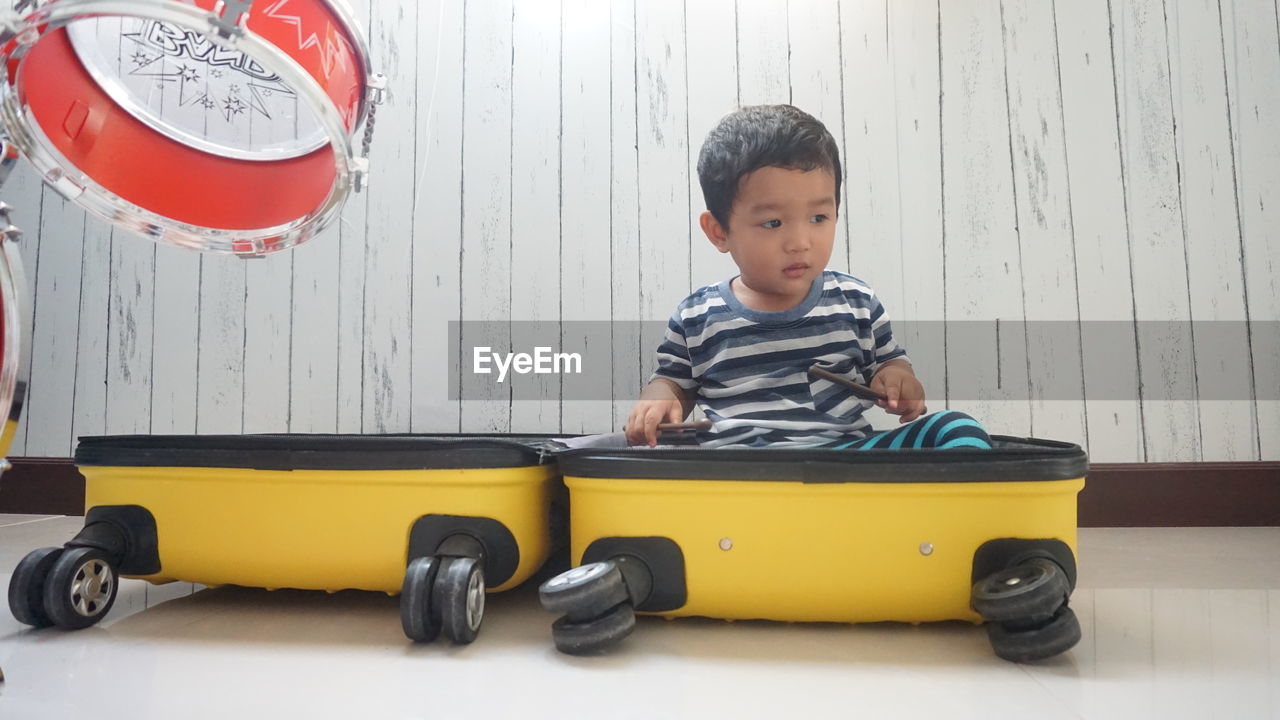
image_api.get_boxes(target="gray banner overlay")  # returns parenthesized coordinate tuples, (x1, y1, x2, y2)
(447, 321, 1279, 401)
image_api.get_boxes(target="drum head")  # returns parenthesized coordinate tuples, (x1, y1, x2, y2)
(1, 0, 374, 254)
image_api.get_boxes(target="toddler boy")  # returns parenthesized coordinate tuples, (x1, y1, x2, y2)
(624, 105, 992, 450)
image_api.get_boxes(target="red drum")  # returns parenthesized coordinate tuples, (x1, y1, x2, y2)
(0, 0, 383, 254)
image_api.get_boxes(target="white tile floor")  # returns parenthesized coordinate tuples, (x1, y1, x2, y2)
(1, 514, 1277, 719)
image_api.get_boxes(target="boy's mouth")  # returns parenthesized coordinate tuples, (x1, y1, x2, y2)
(783, 263, 809, 278)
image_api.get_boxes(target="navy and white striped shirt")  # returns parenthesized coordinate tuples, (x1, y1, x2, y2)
(652, 270, 909, 448)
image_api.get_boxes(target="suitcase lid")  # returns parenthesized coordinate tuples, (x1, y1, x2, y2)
(555, 435, 1088, 484)
(74, 433, 559, 471)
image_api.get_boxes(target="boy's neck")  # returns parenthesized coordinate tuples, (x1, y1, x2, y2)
(730, 276, 814, 313)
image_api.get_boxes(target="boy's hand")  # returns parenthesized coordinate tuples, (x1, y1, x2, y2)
(625, 379, 693, 447)
(870, 360, 927, 423)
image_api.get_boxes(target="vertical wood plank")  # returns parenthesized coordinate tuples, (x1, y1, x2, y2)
(562, 0, 615, 433)
(71, 222, 111, 447)
(336, 0, 372, 434)
(635, 0, 691, 405)
(241, 253, 292, 433)
(686, 0, 739, 291)
(1054, 0, 1144, 462)
(1111, 0, 1200, 462)
(105, 236, 155, 435)
(1000, 0, 1088, 448)
(510, 0, 562, 434)
(149, 244, 200, 435)
(789, 0, 850, 278)
(1221, 0, 1280, 461)
(410, 0, 465, 433)
(609, 0, 643, 431)
(288, 224, 340, 433)
(362, 0, 417, 434)
(22, 194, 84, 455)
(1167, 0, 1255, 461)
(459, 0, 514, 433)
(4, 162, 43, 456)
(888, 0, 947, 411)
(939, 0, 1032, 437)
(195, 254, 245, 434)
(736, 0, 790, 106)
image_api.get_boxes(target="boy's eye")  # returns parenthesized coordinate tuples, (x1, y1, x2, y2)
(761, 219, 782, 229)
(811, 214, 829, 223)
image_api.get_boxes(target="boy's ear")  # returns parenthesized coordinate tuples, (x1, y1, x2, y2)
(700, 211, 730, 253)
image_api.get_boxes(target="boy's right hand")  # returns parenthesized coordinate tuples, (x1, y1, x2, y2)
(625, 389, 688, 447)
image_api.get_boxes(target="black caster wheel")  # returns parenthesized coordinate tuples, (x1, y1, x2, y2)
(987, 605, 1082, 663)
(552, 602, 635, 655)
(400, 556, 443, 643)
(42, 546, 118, 630)
(8, 547, 63, 628)
(539, 561, 629, 622)
(434, 556, 485, 645)
(971, 558, 1070, 623)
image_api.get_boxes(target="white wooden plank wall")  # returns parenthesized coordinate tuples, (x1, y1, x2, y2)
(8, 0, 1280, 463)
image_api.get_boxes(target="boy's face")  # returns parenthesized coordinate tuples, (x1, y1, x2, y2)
(701, 166, 838, 310)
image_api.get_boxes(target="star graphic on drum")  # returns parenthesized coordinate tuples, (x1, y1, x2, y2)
(178, 64, 199, 82)
(211, 69, 224, 79)
(130, 50, 151, 67)
(223, 96, 247, 118)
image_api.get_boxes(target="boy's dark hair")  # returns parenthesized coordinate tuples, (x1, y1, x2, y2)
(696, 104, 842, 228)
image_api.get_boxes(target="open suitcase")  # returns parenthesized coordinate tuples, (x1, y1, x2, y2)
(9, 434, 563, 645)
(539, 436, 1086, 662)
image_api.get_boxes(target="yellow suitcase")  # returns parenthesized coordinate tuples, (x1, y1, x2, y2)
(9, 434, 564, 645)
(539, 436, 1085, 662)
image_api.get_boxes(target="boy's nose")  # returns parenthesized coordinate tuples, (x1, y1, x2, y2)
(784, 229, 811, 252)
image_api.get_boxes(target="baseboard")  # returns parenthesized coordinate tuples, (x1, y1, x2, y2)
(1, 456, 1277, 527)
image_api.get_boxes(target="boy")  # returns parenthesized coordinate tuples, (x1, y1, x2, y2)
(624, 105, 992, 450)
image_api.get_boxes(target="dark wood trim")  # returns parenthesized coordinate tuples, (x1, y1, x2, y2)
(2, 457, 1277, 527)
(1079, 461, 1280, 527)
(1, 457, 86, 516)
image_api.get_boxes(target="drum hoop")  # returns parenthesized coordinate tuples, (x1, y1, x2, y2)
(0, 236, 27, 456)
(2, 0, 363, 254)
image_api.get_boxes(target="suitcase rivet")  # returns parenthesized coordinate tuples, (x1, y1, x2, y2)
(719, 538, 733, 551)
(919, 542, 934, 556)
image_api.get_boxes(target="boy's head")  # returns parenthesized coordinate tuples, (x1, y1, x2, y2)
(697, 105, 842, 308)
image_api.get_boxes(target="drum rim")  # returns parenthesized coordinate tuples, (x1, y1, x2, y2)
(62, 0, 373, 162)
(0, 233, 26, 459)
(1, 0, 366, 254)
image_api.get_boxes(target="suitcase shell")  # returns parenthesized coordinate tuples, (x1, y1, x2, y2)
(74, 434, 562, 594)
(558, 436, 1085, 624)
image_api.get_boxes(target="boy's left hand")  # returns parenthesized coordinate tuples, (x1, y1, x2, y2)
(870, 361, 927, 423)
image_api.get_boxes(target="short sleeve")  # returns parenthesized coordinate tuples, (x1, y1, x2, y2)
(864, 292, 909, 377)
(649, 315, 700, 390)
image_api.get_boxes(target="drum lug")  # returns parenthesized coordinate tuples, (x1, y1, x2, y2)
(351, 157, 370, 193)
(209, 0, 255, 45)
(367, 73, 389, 105)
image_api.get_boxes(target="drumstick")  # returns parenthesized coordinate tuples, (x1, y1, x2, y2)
(807, 366, 888, 402)
(656, 420, 713, 432)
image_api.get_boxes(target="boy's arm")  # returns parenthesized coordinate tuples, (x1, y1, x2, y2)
(625, 377, 697, 446)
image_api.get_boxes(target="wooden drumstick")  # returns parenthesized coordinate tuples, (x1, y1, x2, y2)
(807, 365, 888, 402)
(656, 420, 713, 432)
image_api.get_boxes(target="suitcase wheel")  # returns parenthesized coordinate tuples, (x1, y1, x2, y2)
(435, 556, 485, 645)
(538, 561, 628, 622)
(8, 547, 63, 628)
(400, 556, 443, 642)
(551, 602, 636, 655)
(971, 557, 1070, 623)
(41, 546, 119, 630)
(986, 605, 1082, 662)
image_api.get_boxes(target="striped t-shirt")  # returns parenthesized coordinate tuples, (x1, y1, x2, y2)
(652, 270, 909, 448)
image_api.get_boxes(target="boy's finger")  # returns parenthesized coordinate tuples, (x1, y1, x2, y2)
(887, 385, 901, 411)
